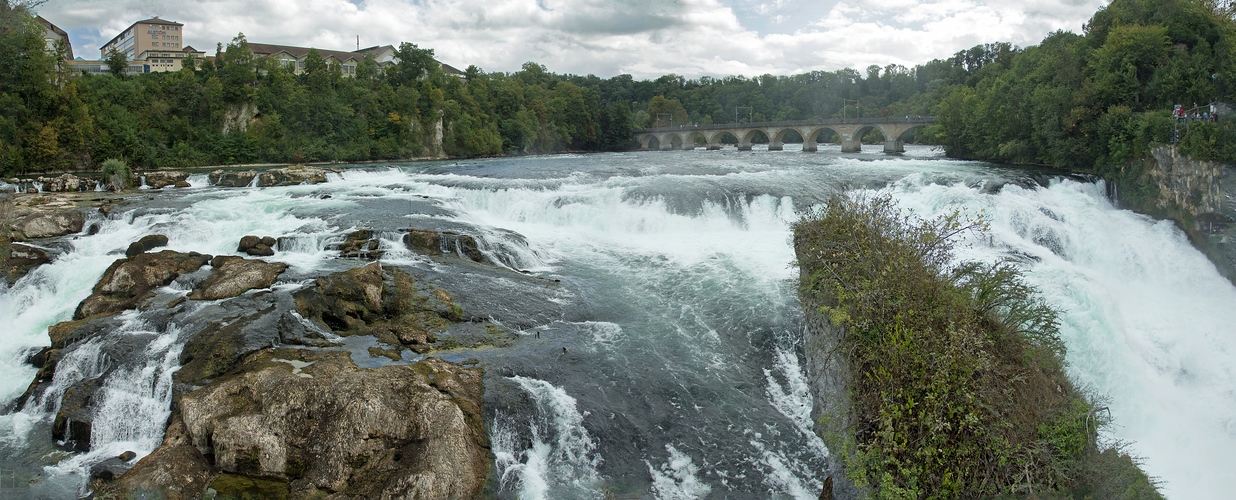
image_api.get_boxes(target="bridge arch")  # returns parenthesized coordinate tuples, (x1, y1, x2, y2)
(683, 130, 708, 149)
(643, 135, 660, 150)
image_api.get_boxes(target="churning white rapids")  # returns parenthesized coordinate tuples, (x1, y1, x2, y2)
(0, 145, 1232, 499)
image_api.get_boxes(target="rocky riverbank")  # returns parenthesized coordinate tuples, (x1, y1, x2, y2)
(2, 180, 568, 498)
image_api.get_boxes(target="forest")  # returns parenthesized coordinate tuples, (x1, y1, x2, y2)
(0, 0, 1234, 178)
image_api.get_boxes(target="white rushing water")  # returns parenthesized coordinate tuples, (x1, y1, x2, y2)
(493, 376, 603, 499)
(891, 176, 1236, 499)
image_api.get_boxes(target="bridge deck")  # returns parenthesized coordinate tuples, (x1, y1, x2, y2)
(634, 116, 934, 133)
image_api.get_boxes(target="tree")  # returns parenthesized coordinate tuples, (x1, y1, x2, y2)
(389, 42, 436, 87)
(106, 48, 127, 76)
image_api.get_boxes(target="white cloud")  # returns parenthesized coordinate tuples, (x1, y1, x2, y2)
(37, 0, 1108, 78)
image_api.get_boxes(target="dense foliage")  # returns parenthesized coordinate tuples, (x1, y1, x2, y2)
(794, 192, 1161, 498)
(933, 0, 1236, 174)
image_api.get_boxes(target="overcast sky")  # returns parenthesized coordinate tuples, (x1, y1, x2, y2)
(36, 0, 1109, 79)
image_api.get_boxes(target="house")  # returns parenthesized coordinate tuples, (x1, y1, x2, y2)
(36, 16, 72, 59)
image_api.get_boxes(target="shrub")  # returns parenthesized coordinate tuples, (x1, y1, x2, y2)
(99, 158, 131, 191)
(793, 191, 1158, 498)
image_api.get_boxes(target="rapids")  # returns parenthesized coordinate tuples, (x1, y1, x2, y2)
(0, 145, 1231, 498)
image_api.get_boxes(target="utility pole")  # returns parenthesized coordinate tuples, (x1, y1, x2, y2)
(657, 113, 673, 127)
(842, 98, 859, 120)
(735, 106, 752, 125)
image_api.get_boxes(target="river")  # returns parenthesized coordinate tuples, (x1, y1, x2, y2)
(0, 145, 1232, 499)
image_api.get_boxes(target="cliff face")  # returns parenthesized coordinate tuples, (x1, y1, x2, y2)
(1135, 146, 1236, 283)
(801, 310, 863, 500)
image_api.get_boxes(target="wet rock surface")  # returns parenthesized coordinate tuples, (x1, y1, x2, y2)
(74, 250, 212, 319)
(126, 234, 169, 257)
(294, 262, 463, 352)
(142, 171, 191, 189)
(208, 169, 258, 187)
(208, 167, 337, 188)
(10, 206, 84, 240)
(2, 242, 52, 282)
(110, 350, 490, 499)
(332, 229, 384, 260)
(404, 229, 486, 263)
(257, 166, 335, 186)
(237, 235, 277, 256)
(189, 255, 287, 301)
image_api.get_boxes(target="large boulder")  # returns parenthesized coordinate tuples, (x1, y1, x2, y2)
(237, 235, 277, 256)
(116, 350, 490, 499)
(74, 250, 212, 319)
(256, 166, 333, 187)
(189, 255, 287, 301)
(143, 171, 190, 189)
(403, 229, 486, 263)
(125, 234, 169, 258)
(294, 262, 462, 351)
(10, 207, 84, 240)
(332, 229, 384, 260)
(208, 170, 259, 188)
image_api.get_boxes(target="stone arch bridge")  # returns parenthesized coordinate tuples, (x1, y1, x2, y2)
(634, 116, 935, 153)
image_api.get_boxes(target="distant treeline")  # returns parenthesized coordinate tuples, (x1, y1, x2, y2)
(1, 0, 1234, 177)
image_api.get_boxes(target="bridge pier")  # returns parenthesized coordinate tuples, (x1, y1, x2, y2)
(883, 140, 904, 153)
(841, 139, 862, 153)
(768, 141, 784, 151)
(802, 142, 817, 153)
(707, 143, 722, 150)
(737, 142, 753, 151)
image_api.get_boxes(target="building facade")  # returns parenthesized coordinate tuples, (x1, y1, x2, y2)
(99, 17, 199, 72)
(36, 16, 73, 59)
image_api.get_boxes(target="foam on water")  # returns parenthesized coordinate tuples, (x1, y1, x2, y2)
(647, 444, 712, 499)
(493, 376, 603, 499)
(889, 177, 1236, 499)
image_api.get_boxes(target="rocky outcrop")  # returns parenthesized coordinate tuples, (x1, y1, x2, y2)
(237, 235, 276, 256)
(97, 415, 215, 500)
(208, 170, 259, 188)
(189, 255, 287, 301)
(1148, 146, 1226, 216)
(332, 229, 384, 260)
(74, 250, 212, 319)
(803, 311, 864, 500)
(209, 167, 336, 188)
(38, 173, 99, 193)
(143, 171, 191, 189)
(257, 167, 334, 187)
(1142, 146, 1236, 284)
(404, 229, 486, 263)
(294, 262, 463, 352)
(112, 350, 490, 499)
(10, 207, 84, 240)
(2, 242, 51, 282)
(126, 234, 169, 258)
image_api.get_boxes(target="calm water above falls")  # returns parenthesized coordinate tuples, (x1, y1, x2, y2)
(0, 145, 1232, 499)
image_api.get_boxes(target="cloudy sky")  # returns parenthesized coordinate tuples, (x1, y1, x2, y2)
(36, 0, 1109, 78)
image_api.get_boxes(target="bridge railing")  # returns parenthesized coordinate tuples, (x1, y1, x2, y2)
(634, 116, 935, 133)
